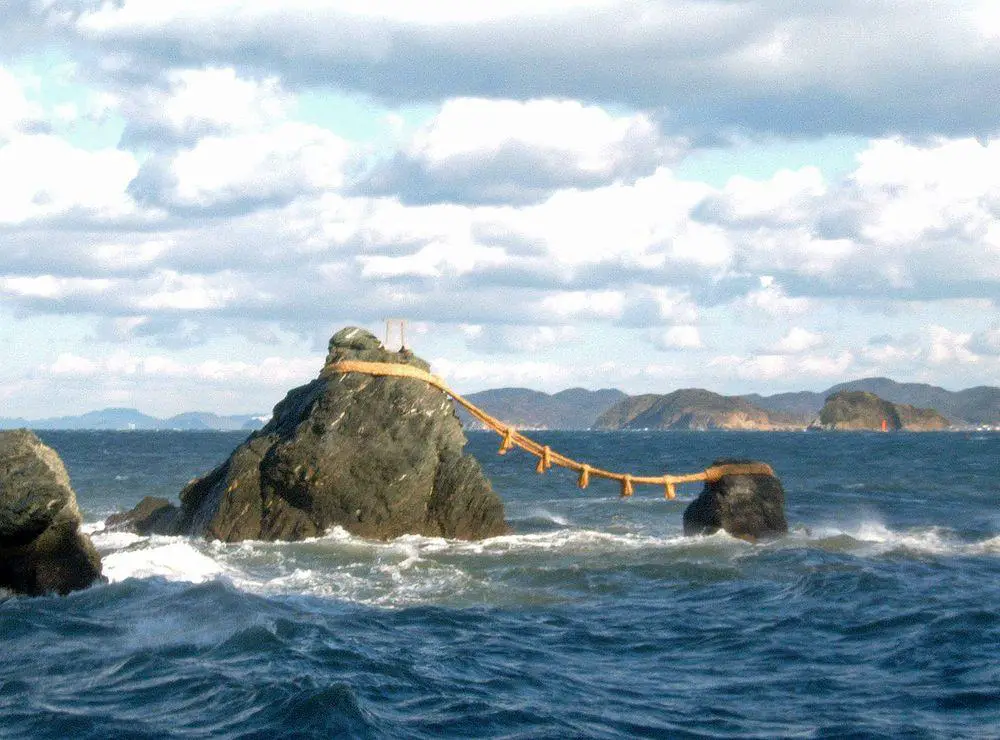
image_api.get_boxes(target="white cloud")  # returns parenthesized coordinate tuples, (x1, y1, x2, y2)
(431, 357, 573, 390)
(358, 240, 506, 279)
(360, 98, 681, 204)
(700, 166, 827, 226)
(0, 133, 138, 223)
(135, 271, 241, 311)
(971, 327, 1000, 355)
(737, 279, 810, 317)
(697, 137, 1000, 300)
(464, 324, 580, 354)
(711, 350, 854, 383)
(926, 325, 978, 365)
(851, 137, 1000, 249)
(540, 291, 625, 321)
(771, 327, 823, 354)
(146, 123, 351, 211)
(0, 275, 113, 299)
(160, 68, 288, 136)
(655, 325, 703, 350)
(112, 66, 294, 147)
(45, 350, 321, 385)
(505, 168, 715, 269)
(0, 66, 43, 138)
(48, 353, 99, 376)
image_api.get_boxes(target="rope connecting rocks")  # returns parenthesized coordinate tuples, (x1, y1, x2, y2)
(327, 360, 775, 499)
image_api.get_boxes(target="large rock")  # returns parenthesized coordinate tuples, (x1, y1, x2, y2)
(109, 327, 508, 542)
(682, 459, 788, 541)
(0, 430, 103, 595)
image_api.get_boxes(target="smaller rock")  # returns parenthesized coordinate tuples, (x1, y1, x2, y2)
(682, 459, 788, 541)
(105, 496, 182, 536)
(0, 430, 103, 596)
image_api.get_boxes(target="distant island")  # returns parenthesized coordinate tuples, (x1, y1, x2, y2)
(3, 377, 998, 431)
(811, 391, 951, 431)
(0, 408, 269, 432)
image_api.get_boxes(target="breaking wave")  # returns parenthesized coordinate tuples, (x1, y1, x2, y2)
(86, 516, 999, 610)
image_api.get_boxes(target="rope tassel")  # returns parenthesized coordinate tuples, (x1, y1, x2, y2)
(620, 475, 634, 498)
(498, 427, 514, 455)
(536, 445, 552, 474)
(578, 465, 590, 489)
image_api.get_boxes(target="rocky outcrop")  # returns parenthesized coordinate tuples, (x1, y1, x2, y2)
(109, 327, 508, 542)
(0, 430, 103, 596)
(593, 389, 803, 430)
(814, 391, 950, 431)
(105, 496, 181, 535)
(682, 459, 788, 541)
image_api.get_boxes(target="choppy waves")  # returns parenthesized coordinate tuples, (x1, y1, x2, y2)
(6, 430, 998, 738)
(83, 515, 1000, 611)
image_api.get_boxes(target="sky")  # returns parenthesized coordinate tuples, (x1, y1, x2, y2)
(1, 0, 999, 418)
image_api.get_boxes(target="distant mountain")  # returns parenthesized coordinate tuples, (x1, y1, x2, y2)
(741, 391, 825, 419)
(162, 412, 267, 431)
(745, 377, 1000, 425)
(593, 389, 803, 431)
(0, 408, 269, 431)
(458, 387, 627, 430)
(815, 391, 950, 431)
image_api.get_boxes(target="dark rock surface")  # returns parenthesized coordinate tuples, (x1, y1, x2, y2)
(682, 459, 788, 541)
(105, 496, 181, 535)
(109, 327, 508, 542)
(0, 429, 103, 595)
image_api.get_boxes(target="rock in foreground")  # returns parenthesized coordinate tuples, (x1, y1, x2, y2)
(110, 327, 508, 542)
(0, 430, 103, 595)
(682, 459, 788, 541)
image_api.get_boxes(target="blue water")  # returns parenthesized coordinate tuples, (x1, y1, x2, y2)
(3, 430, 999, 738)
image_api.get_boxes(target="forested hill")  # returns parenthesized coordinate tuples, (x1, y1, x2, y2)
(593, 389, 803, 430)
(458, 388, 627, 430)
(744, 377, 1000, 425)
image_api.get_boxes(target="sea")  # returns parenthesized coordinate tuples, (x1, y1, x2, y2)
(2, 430, 998, 739)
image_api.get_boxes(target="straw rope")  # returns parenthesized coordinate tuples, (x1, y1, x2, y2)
(326, 360, 775, 499)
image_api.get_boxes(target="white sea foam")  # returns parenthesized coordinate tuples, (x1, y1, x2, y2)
(87, 516, 999, 608)
(384, 527, 695, 557)
(807, 519, 994, 557)
(90, 529, 146, 551)
(102, 537, 229, 584)
(522, 508, 571, 526)
(974, 536, 1000, 554)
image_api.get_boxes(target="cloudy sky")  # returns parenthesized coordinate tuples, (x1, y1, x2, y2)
(2, 0, 999, 417)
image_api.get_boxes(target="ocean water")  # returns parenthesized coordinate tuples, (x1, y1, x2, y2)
(3, 430, 999, 738)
